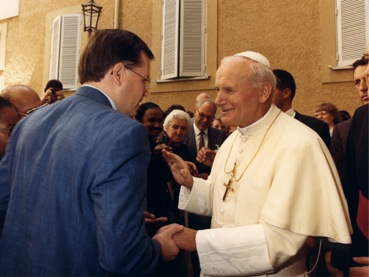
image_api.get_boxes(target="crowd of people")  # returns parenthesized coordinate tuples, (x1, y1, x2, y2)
(0, 28, 368, 277)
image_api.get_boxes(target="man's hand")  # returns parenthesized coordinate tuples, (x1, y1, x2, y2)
(162, 149, 194, 189)
(350, 257, 369, 277)
(144, 211, 167, 225)
(173, 226, 197, 252)
(196, 147, 216, 167)
(153, 223, 184, 262)
(42, 88, 65, 104)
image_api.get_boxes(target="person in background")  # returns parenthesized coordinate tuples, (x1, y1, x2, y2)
(339, 110, 351, 121)
(327, 44, 369, 277)
(43, 79, 65, 104)
(161, 51, 351, 276)
(212, 115, 229, 133)
(136, 101, 164, 150)
(272, 69, 331, 147)
(0, 29, 182, 276)
(1, 85, 46, 118)
(0, 97, 19, 160)
(330, 57, 368, 181)
(314, 102, 342, 136)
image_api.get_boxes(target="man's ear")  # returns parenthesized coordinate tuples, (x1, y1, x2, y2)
(259, 82, 272, 103)
(283, 88, 291, 100)
(110, 63, 126, 85)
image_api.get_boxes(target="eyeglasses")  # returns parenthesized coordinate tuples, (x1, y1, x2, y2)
(197, 110, 215, 121)
(125, 66, 151, 90)
(17, 103, 49, 117)
(0, 125, 15, 137)
(314, 110, 327, 117)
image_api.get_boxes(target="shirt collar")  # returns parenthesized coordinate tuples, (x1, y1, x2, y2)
(193, 123, 208, 136)
(285, 108, 296, 118)
(82, 84, 117, 111)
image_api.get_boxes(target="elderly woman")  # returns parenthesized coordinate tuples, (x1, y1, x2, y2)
(315, 102, 342, 137)
(147, 109, 192, 226)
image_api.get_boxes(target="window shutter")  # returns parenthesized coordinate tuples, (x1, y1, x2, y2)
(180, 0, 205, 77)
(161, 0, 180, 79)
(58, 14, 81, 89)
(49, 16, 61, 80)
(336, 0, 368, 66)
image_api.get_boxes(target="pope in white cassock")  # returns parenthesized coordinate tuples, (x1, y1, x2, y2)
(161, 51, 352, 276)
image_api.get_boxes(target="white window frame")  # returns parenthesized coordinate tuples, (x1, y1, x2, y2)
(334, 0, 369, 69)
(49, 14, 81, 89)
(160, 0, 206, 81)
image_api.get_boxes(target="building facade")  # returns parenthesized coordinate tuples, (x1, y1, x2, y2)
(0, 0, 368, 115)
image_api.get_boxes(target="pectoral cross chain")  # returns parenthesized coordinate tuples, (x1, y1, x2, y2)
(222, 162, 237, 201)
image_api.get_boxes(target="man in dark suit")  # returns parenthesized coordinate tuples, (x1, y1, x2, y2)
(272, 69, 331, 147)
(330, 57, 368, 180)
(0, 29, 182, 276)
(185, 98, 227, 177)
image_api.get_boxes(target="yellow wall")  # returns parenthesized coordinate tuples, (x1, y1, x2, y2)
(0, 0, 365, 116)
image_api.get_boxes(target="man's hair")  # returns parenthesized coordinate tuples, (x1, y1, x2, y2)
(0, 96, 13, 111)
(163, 109, 191, 131)
(135, 102, 162, 123)
(352, 57, 369, 72)
(195, 98, 217, 110)
(273, 69, 296, 101)
(44, 79, 63, 92)
(78, 29, 154, 84)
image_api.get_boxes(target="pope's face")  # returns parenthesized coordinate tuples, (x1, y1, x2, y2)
(214, 58, 262, 128)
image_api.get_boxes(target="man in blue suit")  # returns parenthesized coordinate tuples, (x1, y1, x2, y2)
(0, 29, 182, 276)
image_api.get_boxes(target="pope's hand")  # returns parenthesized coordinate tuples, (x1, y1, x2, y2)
(162, 149, 194, 189)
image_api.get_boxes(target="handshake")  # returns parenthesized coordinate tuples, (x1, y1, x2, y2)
(152, 222, 197, 262)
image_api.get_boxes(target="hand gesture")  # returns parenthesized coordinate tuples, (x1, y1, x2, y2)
(196, 147, 216, 167)
(162, 149, 194, 189)
(144, 211, 167, 225)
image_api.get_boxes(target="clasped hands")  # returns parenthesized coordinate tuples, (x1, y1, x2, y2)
(152, 223, 197, 262)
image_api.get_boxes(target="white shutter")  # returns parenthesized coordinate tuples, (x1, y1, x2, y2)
(49, 16, 61, 80)
(336, 0, 369, 66)
(180, 0, 205, 77)
(161, 0, 180, 79)
(58, 14, 81, 89)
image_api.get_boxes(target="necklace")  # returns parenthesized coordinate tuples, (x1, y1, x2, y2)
(222, 110, 281, 201)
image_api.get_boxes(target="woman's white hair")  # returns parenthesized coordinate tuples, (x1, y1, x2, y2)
(163, 109, 191, 131)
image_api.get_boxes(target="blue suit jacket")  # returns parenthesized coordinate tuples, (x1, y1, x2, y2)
(0, 86, 160, 276)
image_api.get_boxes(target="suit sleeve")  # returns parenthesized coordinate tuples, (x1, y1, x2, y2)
(90, 123, 160, 275)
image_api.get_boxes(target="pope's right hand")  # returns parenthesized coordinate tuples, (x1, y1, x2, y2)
(162, 149, 194, 189)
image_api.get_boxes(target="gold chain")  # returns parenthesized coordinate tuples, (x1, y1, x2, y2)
(223, 110, 281, 181)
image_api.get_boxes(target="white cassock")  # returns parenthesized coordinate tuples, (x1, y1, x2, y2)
(179, 104, 352, 277)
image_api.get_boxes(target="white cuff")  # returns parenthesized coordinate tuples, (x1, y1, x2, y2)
(196, 224, 273, 276)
